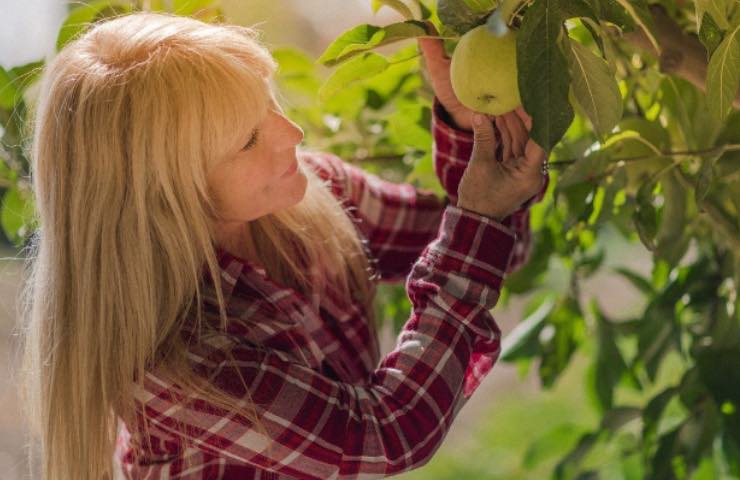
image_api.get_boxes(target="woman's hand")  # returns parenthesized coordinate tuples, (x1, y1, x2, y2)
(494, 106, 533, 164)
(418, 26, 532, 140)
(457, 110, 546, 221)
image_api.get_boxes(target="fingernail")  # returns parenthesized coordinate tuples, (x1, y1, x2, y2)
(473, 114, 483, 126)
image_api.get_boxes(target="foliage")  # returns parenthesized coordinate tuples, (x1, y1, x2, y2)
(1, 0, 739, 478)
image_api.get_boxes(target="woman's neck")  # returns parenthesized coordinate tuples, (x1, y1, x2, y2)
(214, 221, 261, 266)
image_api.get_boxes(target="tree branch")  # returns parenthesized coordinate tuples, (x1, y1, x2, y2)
(548, 143, 740, 168)
(610, 4, 740, 109)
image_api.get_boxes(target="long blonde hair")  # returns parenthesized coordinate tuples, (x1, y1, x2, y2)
(19, 11, 377, 480)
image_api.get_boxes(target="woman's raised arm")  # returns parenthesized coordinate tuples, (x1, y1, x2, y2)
(130, 203, 517, 479)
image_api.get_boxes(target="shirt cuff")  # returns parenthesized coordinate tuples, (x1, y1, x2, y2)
(422, 204, 516, 300)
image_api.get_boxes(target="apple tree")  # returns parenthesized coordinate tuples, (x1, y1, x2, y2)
(1, 0, 739, 478)
(307, 1, 740, 478)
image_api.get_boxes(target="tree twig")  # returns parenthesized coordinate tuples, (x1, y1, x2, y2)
(349, 144, 740, 168)
(548, 144, 740, 168)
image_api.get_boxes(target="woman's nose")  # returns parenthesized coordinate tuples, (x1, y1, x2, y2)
(280, 115, 304, 147)
(289, 118, 304, 145)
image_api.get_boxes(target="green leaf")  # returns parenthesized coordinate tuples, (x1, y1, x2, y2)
(0, 67, 22, 110)
(517, 0, 575, 152)
(615, 116, 670, 149)
(374, 283, 411, 333)
(723, 429, 740, 472)
(538, 296, 585, 387)
(56, 0, 133, 52)
(387, 104, 432, 150)
(565, 38, 623, 138)
(405, 152, 446, 196)
(642, 386, 678, 445)
(461, 0, 497, 13)
(557, 150, 610, 189)
(0, 157, 17, 183)
(575, 248, 605, 275)
(699, 12, 723, 58)
(600, 406, 641, 431)
(504, 227, 555, 292)
(706, 25, 740, 124)
(8, 60, 46, 95)
(273, 48, 322, 100)
(695, 344, 740, 408)
(650, 424, 681, 479)
(1, 187, 36, 247)
(361, 43, 422, 103)
(318, 52, 390, 102)
(694, 153, 720, 209)
(660, 76, 723, 150)
(497, 0, 524, 24)
(655, 170, 688, 265)
(523, 423, 585, 469)
(612, 266, 654, 295)
(695, 0, 732, 31)
(572, 17, 606, 58)
(635, 302, 675, 381)
(371, 0, 416, 19)
(317, 21, 429, 67)
(586, 0, 635, 32)
(612, 0, 661, 53)
(651, 402, 722, 476)
(322, 84, 367, 118)
(590, 301, 630, 411)
(632, 177, 658, 251)
(273, 48, 317, 76)
(436, 0, 489, 33)
(500, 294, 557, 361)
(554, 431, 601, 479)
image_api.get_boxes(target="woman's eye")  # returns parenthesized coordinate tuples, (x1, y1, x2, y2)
(243, 129, 259, 151)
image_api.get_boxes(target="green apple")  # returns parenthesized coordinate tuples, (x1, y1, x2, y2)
(450, 24, 521, 115)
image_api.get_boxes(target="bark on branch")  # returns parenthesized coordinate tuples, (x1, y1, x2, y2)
(612, 4, 740, 109)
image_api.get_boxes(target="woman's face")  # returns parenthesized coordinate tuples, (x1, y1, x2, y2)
(208, 96, 307, 233)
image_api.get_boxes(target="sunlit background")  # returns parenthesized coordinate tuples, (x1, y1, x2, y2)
(0, 2, 659, 479)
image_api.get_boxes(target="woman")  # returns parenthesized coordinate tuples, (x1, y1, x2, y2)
(19, 11, 548, 480)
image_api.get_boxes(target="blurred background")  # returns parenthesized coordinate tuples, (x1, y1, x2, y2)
(0, 1, 662, 479)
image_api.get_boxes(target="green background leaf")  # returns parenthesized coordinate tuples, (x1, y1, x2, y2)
(706, 25, 740, 123)
(565, 38, 623, 137)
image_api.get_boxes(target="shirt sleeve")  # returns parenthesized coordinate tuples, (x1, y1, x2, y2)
(301, 150, 449, 284)
(139, 205, 517, 479)
(431, 97, 550, 273)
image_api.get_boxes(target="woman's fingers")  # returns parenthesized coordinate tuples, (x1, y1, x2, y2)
(470, 113, 499, 164)
(524, 138, 547, 172)
(495, 116, 512, 163)
(418, 37, 451, 70)
(502, 112, 527, 159)
(514, 106, 533, 131)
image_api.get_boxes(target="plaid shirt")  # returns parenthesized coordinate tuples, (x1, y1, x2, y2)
(115, 99, 549, 479)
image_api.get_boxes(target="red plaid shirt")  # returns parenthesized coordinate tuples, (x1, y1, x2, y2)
(115, 99, 549, 479)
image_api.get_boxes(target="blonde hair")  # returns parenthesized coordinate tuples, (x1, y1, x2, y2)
(19, 11, 377, 480)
